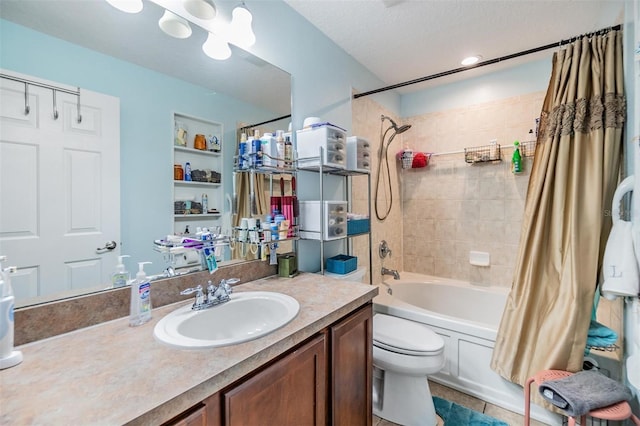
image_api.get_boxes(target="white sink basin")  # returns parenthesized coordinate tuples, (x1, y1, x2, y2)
(154, 291, 300, 349)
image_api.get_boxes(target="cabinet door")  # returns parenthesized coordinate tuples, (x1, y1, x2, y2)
(330, 303, 373, 426)
(223, 333, 327, 426)
(163, 404, 207, 426)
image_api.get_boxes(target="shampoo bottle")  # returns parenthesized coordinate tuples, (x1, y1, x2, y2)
(129, 261, 152, 327)
(512, 141, 522, 174)
(0, 256, 22, 369)
(111, 254, 130, 288)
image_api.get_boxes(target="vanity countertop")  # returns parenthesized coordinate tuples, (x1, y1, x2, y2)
(0, 273, 377, 425)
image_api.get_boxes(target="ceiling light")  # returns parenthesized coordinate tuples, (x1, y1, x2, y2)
(158, 10, 193, 39)
(228, 2, 255, 48)
(183, 0, 217, 20)
(202, 32, 231, 60)
(461, 55, 482, 66)
(105, 0, 143, 13)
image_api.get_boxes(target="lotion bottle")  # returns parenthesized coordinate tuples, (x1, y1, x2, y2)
(129, 261, 152, 327)
(0, 256, 22, 369)
(111, 254, 130, 288)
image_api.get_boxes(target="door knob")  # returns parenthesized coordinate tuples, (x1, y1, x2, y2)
(96, 241, 117, 253)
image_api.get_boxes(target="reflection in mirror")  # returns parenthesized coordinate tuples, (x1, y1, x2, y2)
(0, 0, 291, 307)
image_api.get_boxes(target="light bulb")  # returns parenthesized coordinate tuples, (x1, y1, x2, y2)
(158, 10, 192, 39)
(183, 0, 216, 20)
(228, 4, 255, 48)
(105, 0, 143, 13)
(202, 32, 231, 60)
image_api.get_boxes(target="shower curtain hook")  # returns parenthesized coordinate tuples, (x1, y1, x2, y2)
(76, 87, 82, 124)
(24, 82, 30, 115)
(52, 89, 59, 120)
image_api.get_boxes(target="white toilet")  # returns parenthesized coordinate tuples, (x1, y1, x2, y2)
(372, 313, 445, 426)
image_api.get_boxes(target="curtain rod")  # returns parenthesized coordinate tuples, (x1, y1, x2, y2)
(240, 114, 291, 132)
(353, 24, 622, 99)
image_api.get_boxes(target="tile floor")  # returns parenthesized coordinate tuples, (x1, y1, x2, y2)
(372, 380, 551, 426)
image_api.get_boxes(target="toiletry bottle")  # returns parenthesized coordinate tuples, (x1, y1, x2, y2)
(253, 129, 262, 168)
(111, 254, 131, 288)
(238, 133, 248, 170)
(284, 135, 293, 168)
(261, 133, 274, 167)
(129, 261, 152, 327)
(276, 130, 285, 168)
(0, 256, 22, 369)
(201, 193, 208, 213)
(512, 141, 522, 174)
(184, 162, 192, 181)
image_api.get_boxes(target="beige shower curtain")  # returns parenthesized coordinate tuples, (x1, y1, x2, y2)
(490, 30, 625, 387)
(232, 171, 269, 260)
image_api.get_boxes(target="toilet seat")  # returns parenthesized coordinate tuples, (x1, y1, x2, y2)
(373, 314, 444, 356)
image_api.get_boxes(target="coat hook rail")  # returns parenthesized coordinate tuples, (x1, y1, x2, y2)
(0, 73, 82, 122)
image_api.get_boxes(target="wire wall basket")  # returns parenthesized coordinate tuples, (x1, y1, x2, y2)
(400, 150, 414, 169)
(520, 140, 537, 157)
(464, 144, 502, 164)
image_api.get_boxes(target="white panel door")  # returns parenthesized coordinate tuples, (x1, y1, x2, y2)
(0, 71, 120, 303)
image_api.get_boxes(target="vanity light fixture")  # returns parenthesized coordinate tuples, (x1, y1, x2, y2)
(461, 55, 482, 66)
(202, 32, 232, 60)
(228, 2, 256, 48)
(105, 0, 143, 13)
(159, 9, 193, 39)
(105, 0, 256, 60)
(183, 0, 216, 20)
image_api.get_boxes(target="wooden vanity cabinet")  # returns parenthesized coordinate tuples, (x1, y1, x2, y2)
(330, 303, 373, 426)
(174, 303, 372, 426)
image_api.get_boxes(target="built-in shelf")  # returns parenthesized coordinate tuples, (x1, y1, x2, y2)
(173, 112, 223, 235)
(174, 180, 221, 187)
(174, 145, 221, 157)
(174, 213, 221, 219)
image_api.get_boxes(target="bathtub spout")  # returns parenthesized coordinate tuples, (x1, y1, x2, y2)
(381, 267, 400, 280)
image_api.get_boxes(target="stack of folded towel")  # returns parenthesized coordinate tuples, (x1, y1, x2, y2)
(585, 320, 618, 354)
(538, 370, 633, 416)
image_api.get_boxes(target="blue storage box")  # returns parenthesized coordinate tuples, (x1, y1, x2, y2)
(326, 254, 357, 274)
(347, 218, 370, 235)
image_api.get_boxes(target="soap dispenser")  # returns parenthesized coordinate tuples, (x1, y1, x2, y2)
(129, 262, 152, 327)
(111, 255, 131, 288)
(0, 256, 23, 369)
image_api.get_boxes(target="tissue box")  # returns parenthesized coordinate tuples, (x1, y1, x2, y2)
(326, 254, 357, 274)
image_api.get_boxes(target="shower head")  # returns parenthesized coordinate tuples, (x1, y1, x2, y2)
(381, 115, 411, 134)
(395, 124, 411, 134)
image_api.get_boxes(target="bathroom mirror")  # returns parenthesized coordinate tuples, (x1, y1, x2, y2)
(0, 0, 291, 307)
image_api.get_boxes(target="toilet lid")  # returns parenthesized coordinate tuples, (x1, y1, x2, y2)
(373, 314, 444, 356)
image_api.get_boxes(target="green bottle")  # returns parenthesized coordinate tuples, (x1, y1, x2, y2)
(512, 141, 522, 174)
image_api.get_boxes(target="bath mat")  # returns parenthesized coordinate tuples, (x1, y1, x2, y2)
(433, 396, 509, 426)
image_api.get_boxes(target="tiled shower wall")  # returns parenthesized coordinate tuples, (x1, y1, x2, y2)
(351, 91, 545, 287)
(402, 91, 545, 287)
(351, 96, 405, 285)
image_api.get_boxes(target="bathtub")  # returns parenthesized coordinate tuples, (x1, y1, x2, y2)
(373, 272, 562, 425)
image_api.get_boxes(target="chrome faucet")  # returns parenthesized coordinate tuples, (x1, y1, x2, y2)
(181, 278, 241, 310)
(381, 267, 400, 280)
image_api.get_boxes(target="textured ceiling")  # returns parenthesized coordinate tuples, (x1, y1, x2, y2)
(285, 0, 626, 93)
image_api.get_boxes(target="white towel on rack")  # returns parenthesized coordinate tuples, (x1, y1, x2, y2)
(601, 176, 639, 300)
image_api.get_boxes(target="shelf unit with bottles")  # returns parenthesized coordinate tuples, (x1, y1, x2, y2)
(173, 112, 223, 235)
(297, 146, 372, 283)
